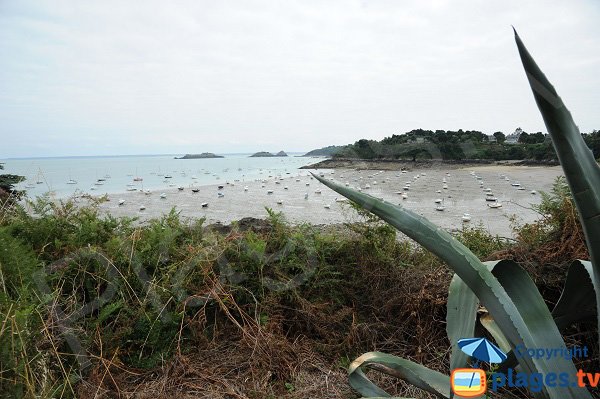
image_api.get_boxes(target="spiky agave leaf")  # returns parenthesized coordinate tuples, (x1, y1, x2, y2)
(447, 273, 479, 370)
(551, 260, 597, 329)
(313, 174, 591, 398)
(514, 29, 600, 349)
(348, 352, 450, 398)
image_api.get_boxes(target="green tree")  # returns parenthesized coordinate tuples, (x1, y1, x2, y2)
(493, 131, 506, 143)
(518, 131, 530, 143)
(0, 163, 24, 202)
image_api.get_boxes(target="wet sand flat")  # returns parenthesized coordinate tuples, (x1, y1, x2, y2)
(97, 165, 564, 238)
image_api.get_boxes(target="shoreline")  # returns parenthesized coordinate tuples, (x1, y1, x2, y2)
(300, 158, 560, 170)
(65, 164, 567, 238)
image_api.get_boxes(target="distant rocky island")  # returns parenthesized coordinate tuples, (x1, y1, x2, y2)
(250, 151, 288, 157)
(301, 145, 344, 157)
(175, 153, 224, 159)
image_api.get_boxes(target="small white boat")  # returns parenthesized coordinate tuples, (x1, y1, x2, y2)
(126, 187, 137, 191)
(485, 197, 498, 202)
(403, 186, 410, 191)
(296, 178, 300, 182)
(324, 204, 331, 209)
(335, 197, 347, 203)
(315, 189, 322, 194)
(401, 193, 408, 199)
(164, 175, 172, 179)
(118, 199, 125, 206)
(201, 202, 208, 208)
(462, 213, 471, 222)
(345, 182, 350, 186)
(488, 202, 503, 208)
(192, 188, 199, 193)
(486, 192, 495, 197)
(435, 205, 445, 211)
(276, 199, 283, 205)
(244, 186, 249, 191)
(284, 186, 289, 190)
(436, 190, 441, 194)
(365, 184, 371, 189)
(304, 193, 308, 200)
(144, 189, 151, 195)
(517, 187, 525, 191)
(178, 186, 184, 191)
(395, 191, 403, 195)
(434, 198, 443, 204)
(218, 192, 225, 197)
(511, 182, 521, 187)
(306, 183, 310, 186)
(530, 190, 537, 195)
(160, 193, 167, 199)
(267, 190, 274, 194)
(139, 205, 146, 211)
(442, 184, 448, 189)
(67, 179, 77, 184)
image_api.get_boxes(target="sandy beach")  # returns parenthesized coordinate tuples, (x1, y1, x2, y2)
(95, 164, 564, 238)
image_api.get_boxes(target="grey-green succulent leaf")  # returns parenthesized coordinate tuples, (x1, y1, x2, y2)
(348, 351, 451, 398)
(447, 272, 479, 370)
(514, 29, 600, 350)
(551, 260, 597, 329)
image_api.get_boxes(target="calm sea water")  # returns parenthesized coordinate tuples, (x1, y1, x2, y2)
(2, 153, 320, 198)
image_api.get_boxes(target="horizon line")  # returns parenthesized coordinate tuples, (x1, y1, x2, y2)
(1, 151, 311, 161)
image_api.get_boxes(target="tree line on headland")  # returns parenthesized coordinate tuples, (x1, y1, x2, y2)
(305, 128, 600, 161)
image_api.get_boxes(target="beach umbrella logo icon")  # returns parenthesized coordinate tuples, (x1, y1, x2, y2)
(457, 337, 508, 364)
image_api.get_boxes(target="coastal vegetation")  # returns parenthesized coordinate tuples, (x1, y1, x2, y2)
(306, 128, 599, 162)
(0, 163, 24, 204)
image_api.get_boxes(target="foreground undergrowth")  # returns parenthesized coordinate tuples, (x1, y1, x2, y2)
(0, 182, 596, 398)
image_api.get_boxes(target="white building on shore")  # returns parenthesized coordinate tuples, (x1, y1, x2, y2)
(506, 128, 523, 144)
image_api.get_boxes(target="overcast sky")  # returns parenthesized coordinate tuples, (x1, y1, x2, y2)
(1, 0, 599, 158)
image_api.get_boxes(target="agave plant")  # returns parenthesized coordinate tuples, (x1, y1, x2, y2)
(314, 30, 599, 399)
